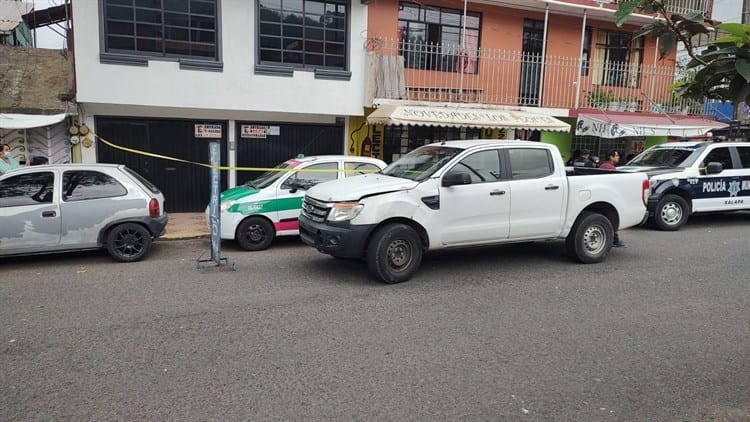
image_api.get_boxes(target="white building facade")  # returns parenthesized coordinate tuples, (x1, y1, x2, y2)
(72, 0, 370, 211)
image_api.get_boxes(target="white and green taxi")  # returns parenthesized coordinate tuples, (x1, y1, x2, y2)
(217, 155, 386, 251)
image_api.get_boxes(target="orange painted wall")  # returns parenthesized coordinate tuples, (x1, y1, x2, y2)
(366, 0, 676, 108)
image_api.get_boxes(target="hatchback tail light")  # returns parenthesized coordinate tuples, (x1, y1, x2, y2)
(148, 198, 160, 218)
(642, 179, 650, 206)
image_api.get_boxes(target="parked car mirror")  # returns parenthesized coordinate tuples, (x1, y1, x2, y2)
(442, 171, 472, 187)
(705, 162, 723, 175)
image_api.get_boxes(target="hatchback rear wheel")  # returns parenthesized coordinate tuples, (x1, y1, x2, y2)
(106, 223, 152, 262)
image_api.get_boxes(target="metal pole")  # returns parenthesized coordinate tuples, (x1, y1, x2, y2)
(539, 5, 549, 107)
(208, 140, 221, 264)
(458, 0, 468, 102)
(574, 10, 587, 109)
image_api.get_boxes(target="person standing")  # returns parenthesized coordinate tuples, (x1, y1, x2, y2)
(0, 143, 21, 175)
(598, 149, 626, 247)
(599, 149, 620, 170)
(572, 149, 595, 167)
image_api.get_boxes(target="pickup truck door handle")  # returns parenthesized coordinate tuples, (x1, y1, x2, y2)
(545, 185, 560, 190)
(42, 210, 56, 218)
(490, 190, 506, 196)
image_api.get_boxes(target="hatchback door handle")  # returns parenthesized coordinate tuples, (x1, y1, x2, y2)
(490, 190, 506, 196)
(42, 211, 56, 218)
(545, 185, 560, 190)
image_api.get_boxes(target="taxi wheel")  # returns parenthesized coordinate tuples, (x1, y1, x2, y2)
(236, 217, 275, 251)
(654, 194, 688, 231)
(367, 223, 423, 284)
(106, 223, 152, 262)
(566, 211, 613, 264)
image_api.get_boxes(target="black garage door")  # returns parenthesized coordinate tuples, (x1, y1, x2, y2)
(235, 121, 344, 185)
(96, 117, 228, 212)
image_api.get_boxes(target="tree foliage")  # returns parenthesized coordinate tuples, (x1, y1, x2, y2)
(616, 0, 750, 106)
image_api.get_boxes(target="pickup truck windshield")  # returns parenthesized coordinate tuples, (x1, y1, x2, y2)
(627, 145, 701, 167)
(381, 145, 462, 181)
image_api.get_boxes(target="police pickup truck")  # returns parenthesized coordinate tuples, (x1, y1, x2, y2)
(619, 140, 750, 230)
(298, 140, 650, 284)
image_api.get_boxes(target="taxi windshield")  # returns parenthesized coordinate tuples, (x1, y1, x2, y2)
(244, 163, 294, 189)
(626, 145, 701, 167)
(381, 145, 462, 181)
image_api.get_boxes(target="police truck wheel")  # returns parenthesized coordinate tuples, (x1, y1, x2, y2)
(654, 194, 688, 231)
(236, 217, 275, 251)
(367, 224, 423, 284)
(566, 211, 613, 264)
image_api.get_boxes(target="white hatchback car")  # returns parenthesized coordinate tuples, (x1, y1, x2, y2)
(0, 164, 168, 261)
(214, 155, 386, 251)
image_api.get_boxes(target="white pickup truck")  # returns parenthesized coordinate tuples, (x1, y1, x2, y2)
(298, 140, 650, 283)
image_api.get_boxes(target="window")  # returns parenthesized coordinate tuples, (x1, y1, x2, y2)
(283, 162, 338, 189)
(345, 162, 381, 176)
(593, 30, 643, 88)
(62, 171, 128, 202)
(703, 147, 733, 170)
(508, 148, 553, 179)
(258, 0, 348, 70)
(103, 0, 218, 60)
(736, 146, 750, 169)
(449, 150, 502, 184)
(0, 172, 54, 207)
(398, 2, 480, 73)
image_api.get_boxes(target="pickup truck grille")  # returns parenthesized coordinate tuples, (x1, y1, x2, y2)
(301, 196, 329, 223)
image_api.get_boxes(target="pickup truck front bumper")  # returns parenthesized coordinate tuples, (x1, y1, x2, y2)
(298, 214, 374, 259)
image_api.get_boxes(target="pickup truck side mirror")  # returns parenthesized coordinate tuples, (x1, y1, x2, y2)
(442, 171, 472, 187)
(704, 162, 723, 175)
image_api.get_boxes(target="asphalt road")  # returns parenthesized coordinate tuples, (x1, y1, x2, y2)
(2, 213, 749, 421)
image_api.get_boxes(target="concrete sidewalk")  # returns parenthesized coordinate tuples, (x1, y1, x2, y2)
(160, 212, 210, 240)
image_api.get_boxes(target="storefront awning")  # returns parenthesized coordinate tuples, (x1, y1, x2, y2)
(0, 113, 67, 129)
(367, 104, 571, 132)
(576, 113, 729, 139)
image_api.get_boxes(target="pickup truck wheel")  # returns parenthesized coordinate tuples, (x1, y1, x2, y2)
(654, 194, 688, 231)
(106, 223, 152, 262)
(236, 217, 275, 251)
(566, 212, 613, 264)
(367, 224, 423, 284)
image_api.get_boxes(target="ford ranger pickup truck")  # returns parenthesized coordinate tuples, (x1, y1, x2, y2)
(298, 140, 650, 284)
(617, 140, 750, 230)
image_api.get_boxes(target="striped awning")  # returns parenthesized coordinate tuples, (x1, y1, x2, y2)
(367, 104, 571, 132)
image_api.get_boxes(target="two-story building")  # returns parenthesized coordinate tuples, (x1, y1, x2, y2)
(72, 0, 372, 211)
(360, 0, 728, 163)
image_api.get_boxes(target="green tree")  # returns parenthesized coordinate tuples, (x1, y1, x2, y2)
(615, 0, 750, 116)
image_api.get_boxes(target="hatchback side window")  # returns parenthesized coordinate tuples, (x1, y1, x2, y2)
(508, 148, 554, 179)
(345, 162, 381, 177)
(0, 172, 54, 207)
(736, 146, 750, 169)
(283, 162, 338, 190)
(448, 150, 502, 184)
(703, 147, 733, 170)
(62, 170, 127, 202)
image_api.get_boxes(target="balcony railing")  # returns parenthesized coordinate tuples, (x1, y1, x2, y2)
(367, 37, 705, 116)
(664, 0, 711, 17)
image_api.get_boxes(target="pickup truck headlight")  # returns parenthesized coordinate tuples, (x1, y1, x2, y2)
(220, 199, 236, 213)
(327, 202, 364, 222)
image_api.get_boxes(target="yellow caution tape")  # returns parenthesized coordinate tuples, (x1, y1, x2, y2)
(94, 132, 381, 173)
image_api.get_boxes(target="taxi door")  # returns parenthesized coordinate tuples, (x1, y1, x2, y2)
(275, 161, 338, 233)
